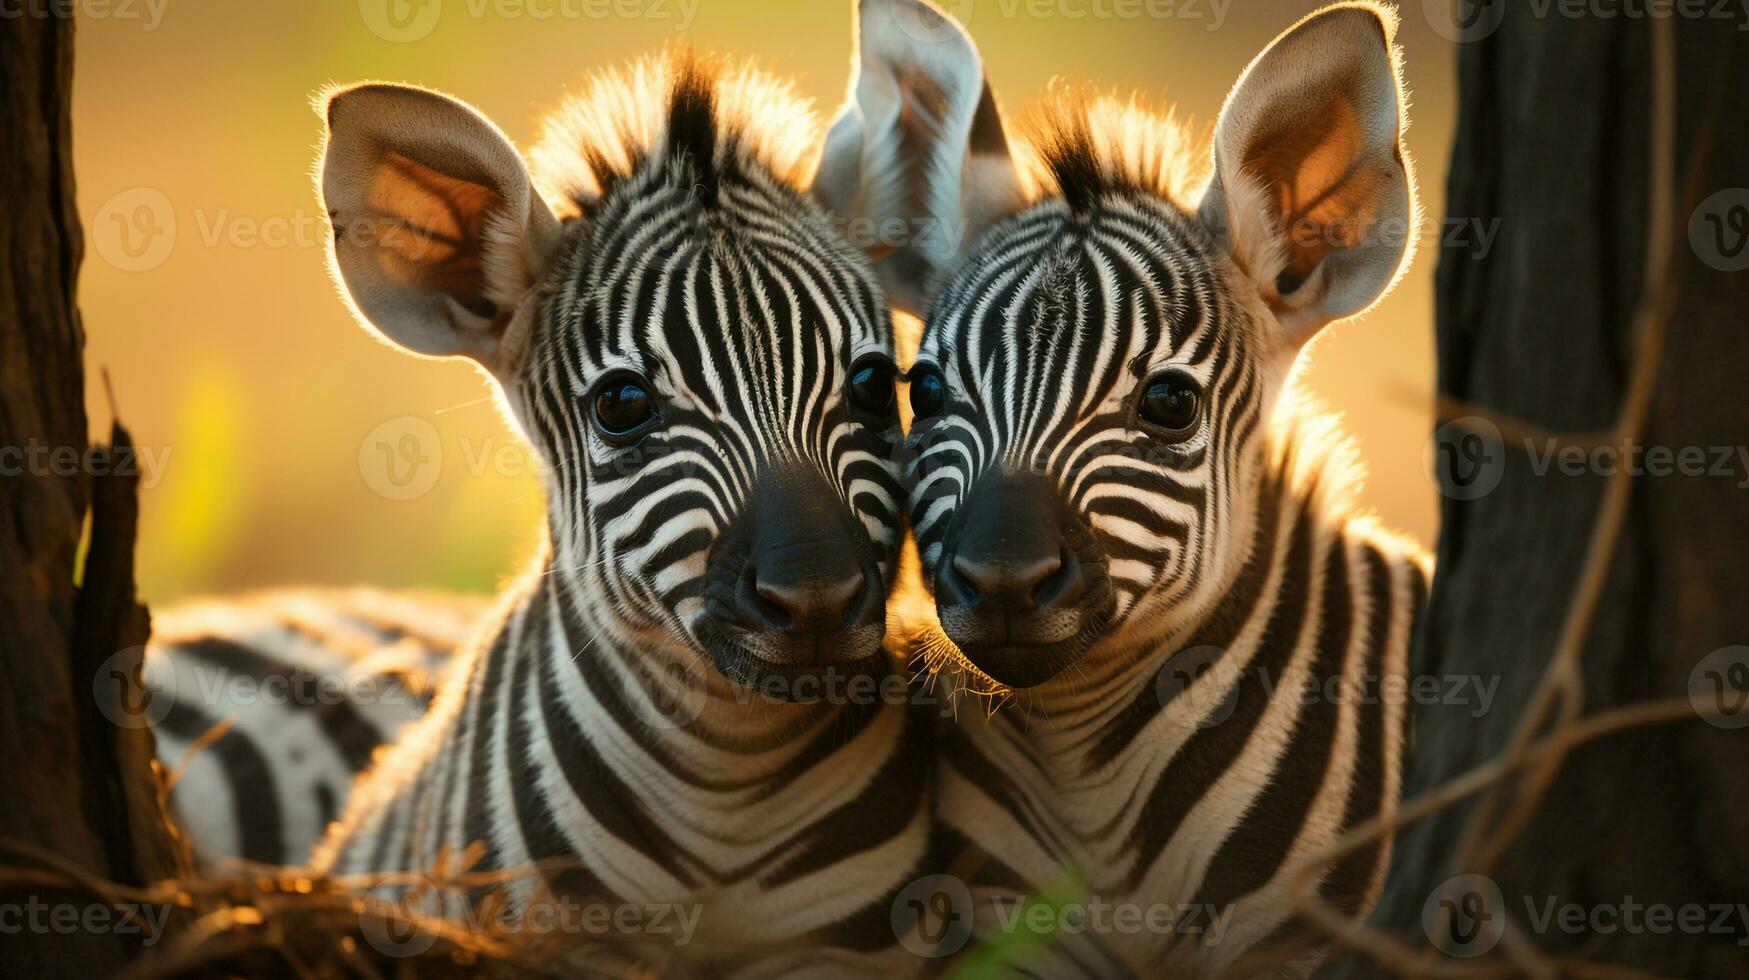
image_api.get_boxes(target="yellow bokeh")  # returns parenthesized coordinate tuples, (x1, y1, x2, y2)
(143, 362, 249, 596)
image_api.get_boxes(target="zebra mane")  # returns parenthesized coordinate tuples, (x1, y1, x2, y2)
(1264, 381, 1422, 567)
(1020, 87, 1210, 213)
(530, 48, 821, 215)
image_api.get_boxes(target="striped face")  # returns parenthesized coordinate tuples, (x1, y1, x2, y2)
(320, 62, 907, 690)
(829, 2, 1415, 691)
(507, 153, 905, 683)
(906, 192, 1284, 687)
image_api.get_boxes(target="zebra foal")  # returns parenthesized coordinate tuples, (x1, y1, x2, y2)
(833, 0, 1433, 974)
(305, 49, 944, 974)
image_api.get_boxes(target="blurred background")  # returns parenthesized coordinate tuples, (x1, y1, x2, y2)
(74, 0, 1455, 605)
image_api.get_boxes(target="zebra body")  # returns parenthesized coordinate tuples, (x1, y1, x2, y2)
(308, 49, 934, 973)
(321, 567, 931, 972)
(929, 449, 1429, 975)
(834, 1, 1431, 973)
(146, 588, 481, 868)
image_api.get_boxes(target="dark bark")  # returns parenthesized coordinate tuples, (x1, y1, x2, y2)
(1323, 7, 1749, 978)
(0, 11, 186, 976)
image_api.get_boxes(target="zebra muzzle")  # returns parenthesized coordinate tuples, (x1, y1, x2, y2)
(932, 468, 1115, 688)
(697, 466, 889, 695)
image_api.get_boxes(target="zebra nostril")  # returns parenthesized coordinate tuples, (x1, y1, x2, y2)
(750, 583, 795, 630)
(751, 573, 864, 634)
(1029, 545, 1082, 608)
(952, 552, 1065, 612)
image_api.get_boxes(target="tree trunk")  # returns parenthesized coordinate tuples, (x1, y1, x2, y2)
(0, 13, 186, 976)
(1325, 7, 1749, 977)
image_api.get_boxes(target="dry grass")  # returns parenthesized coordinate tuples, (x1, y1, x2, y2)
(0, 820, 746, 980)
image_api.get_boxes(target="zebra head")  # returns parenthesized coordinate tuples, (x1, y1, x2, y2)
(841, 0, 1415, 688)
(319, 54, 908, 691)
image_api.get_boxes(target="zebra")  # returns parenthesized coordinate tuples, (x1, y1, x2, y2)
(832, 1, 1432, 974)
(142, 589, 483, 868)
(306, 48, 939, 973)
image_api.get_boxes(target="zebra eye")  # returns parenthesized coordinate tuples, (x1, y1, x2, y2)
(847, 356, 898, 422)
(590, 373, 658, 443)
(1138, 373, 1202, 439)
(909, 366, 947, 420)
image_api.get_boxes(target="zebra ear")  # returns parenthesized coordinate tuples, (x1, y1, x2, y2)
(814, 0, 1024, 318)
(320, 83, 561, 373)
(1196, 3, 1414, 346)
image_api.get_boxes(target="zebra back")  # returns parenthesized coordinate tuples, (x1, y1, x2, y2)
(147, 588, 485, 867)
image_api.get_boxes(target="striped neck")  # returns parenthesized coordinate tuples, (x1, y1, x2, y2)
(928, 426, 1428, 972)
(404, 552, 926, 918)
(946, 433, 1381, 754)
(519, 555, 894, 769)
(318, 545, 931, 962)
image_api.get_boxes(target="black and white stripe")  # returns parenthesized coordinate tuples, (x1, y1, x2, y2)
(147, 589, 480, 867)
(835, 2, 1430, 973)
(311, 55, 927, 973)
(906, 185, 1431, 975)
